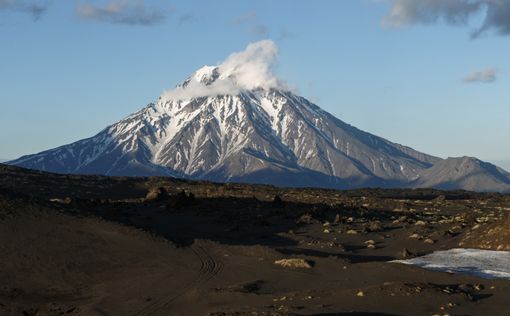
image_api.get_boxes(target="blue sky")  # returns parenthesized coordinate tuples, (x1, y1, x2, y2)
(1, 0, 509, 169)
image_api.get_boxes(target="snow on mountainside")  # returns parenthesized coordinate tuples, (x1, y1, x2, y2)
(8, 40, 510, 192)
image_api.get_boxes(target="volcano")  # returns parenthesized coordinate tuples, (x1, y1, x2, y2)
(8, 40, 510, 192)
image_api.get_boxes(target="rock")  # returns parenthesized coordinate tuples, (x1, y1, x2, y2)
(49, 197, 73, 204)
(166, 190, 195, 209)
(409, 233, 422, 239)
(145, 187, 167, 201)
(367, 220, 383, 232)
(356, 290, 364, 297)
(274, 258, 313, 269)
(346, 230, 358, 235)
(296, 213, 314, 225)
(272, 195, 285, 208)
(454, 216, 465, 222)
(473, 284, 484, 291)
(400, 248, 414, 258)
(475, 217, 487, 223)
(415, 220, 427, 226)
(434, 195, 446, 202)
(424, 238, 435, 244)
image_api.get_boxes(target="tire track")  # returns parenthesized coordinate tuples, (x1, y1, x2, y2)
(132, 240, 223, 316)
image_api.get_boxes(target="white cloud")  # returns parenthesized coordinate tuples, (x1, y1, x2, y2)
(218, 39, 281, 90)
(161, 40, 288, 101)
(464, 68, 499, 83)
(162, 77, 242, 101)
(382, 0, 510, 37)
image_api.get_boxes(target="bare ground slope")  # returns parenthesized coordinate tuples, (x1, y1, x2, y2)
(1, 164, 510, 315)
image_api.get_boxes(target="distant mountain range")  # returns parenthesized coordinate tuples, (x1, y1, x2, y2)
(7, 41, 510, 193)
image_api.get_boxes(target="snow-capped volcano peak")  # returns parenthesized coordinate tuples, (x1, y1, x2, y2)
(162, 40, 286, 102)
(186, 65, 219, 86)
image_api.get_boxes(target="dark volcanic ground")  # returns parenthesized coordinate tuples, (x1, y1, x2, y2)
(0, 164, 509, 316)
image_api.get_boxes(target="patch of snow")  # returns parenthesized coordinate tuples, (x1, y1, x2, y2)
(259, 96, 279, 122)
(370, 158, 376, 172)
(192, 65, 216, 83)
(393, 248, 510, 280)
